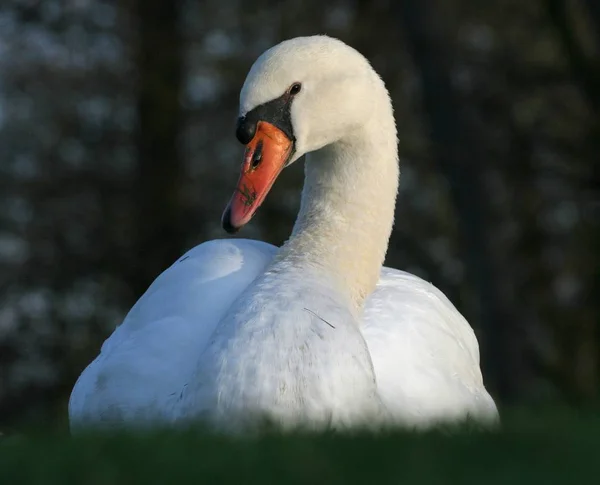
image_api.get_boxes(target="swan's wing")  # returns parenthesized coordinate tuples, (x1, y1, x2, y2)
(68, 238, 277, 429)
(362, 267, 499, 428)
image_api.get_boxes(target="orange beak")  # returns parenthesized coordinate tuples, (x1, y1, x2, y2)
(222, 121, 294, 233)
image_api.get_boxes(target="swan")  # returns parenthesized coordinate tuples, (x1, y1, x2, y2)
(69, 35, 499, 432)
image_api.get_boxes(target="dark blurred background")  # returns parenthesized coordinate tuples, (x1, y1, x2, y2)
(0, 0, 597, 429)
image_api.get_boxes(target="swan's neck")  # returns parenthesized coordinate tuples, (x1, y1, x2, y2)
(274, 89, 399, 312)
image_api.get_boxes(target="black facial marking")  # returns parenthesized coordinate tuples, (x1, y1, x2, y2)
(236, 117, 257, 144)
(236, 92, 296, 144)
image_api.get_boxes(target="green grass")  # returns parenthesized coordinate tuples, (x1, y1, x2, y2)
(1, 409, 599, 484)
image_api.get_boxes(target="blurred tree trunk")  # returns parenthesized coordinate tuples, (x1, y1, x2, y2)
(131, 0, 185, 297)
(581, 0, 600, 47)
(546, 0, 600, 114)
(579, 0, 600, 399)
(394, 0, 521, 402)
(593, 161, 600, 400)
(548, 0, 600, 400)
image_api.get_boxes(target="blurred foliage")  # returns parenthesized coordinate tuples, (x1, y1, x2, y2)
(0, 0, 598, 427)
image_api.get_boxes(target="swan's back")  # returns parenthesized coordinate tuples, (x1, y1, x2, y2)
(362, 267, 499, 427)
(68, 239, 276, 429)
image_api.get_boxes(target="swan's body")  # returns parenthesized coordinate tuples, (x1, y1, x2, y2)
(69, 36, 498, 431)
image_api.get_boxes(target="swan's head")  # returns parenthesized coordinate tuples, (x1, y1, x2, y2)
(222, 35, 379, 233)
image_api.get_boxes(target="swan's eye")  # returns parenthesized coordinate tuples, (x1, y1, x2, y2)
(289, 83, 302, 96)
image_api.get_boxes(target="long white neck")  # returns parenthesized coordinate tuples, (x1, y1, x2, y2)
(273, 81, 399, 312)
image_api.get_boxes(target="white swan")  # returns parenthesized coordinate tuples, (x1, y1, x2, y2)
(69, 35, 499, 432)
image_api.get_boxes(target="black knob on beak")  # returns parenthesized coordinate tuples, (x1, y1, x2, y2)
(236, 116, 257, 144)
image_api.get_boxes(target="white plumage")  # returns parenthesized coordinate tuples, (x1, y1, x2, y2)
(69, 35, 498, 432)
